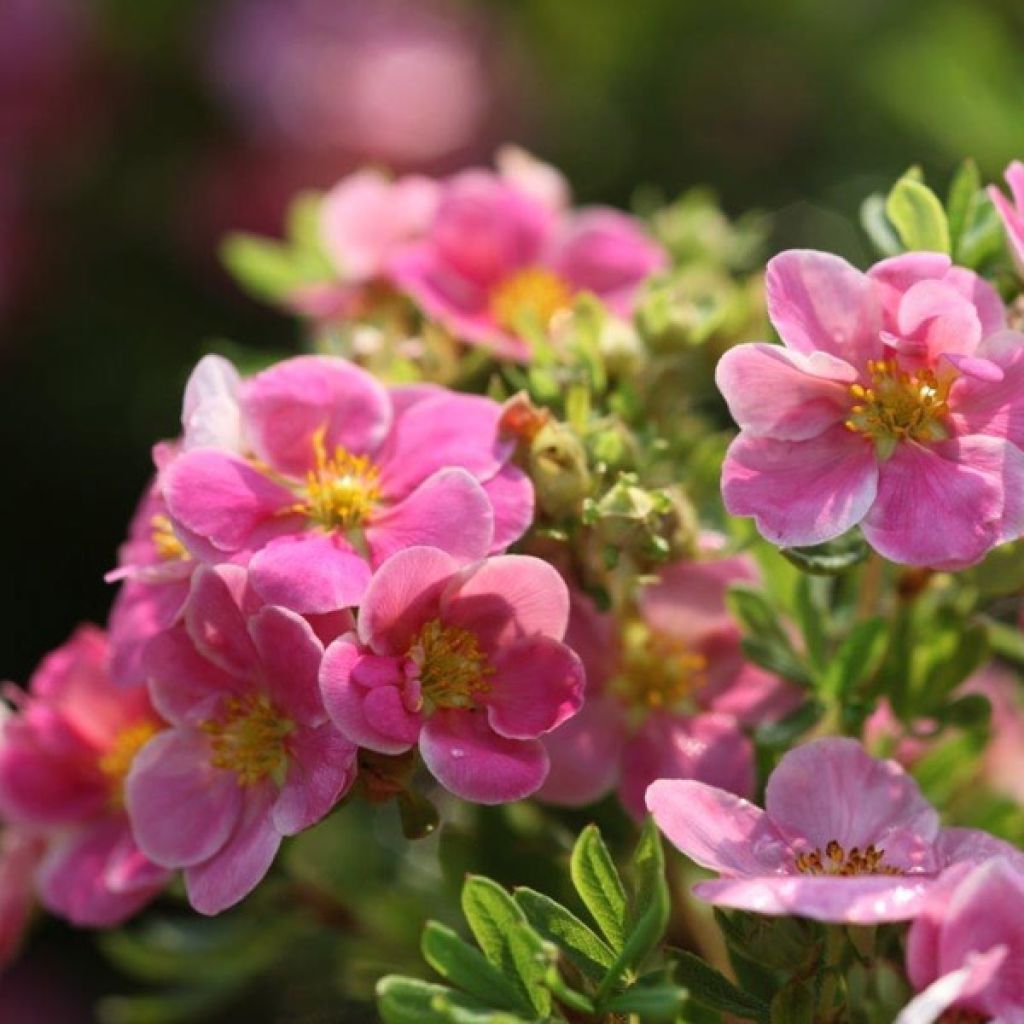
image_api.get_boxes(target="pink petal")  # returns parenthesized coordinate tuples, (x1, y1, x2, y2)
(108, 577, 190, 688)
(722, 426, 879, 548)
(366, 468, 494, 566)
(185, 566, 260, 679)
(419, 711, 549, 803)
(163, 450, 295, 553)
(184, 782, 281, 915)
(248, 606, 325, 726)
(272, 723, 357, 836)
(893, 279, 982, 362)
(869, 253, 953, 323)
(241, 355, 392, 477)
(103, 829, 171, 895)
(646, 778, 789, 876)
(181, 354, 243, 453)
(937, 266, 1005, 340)
(990, 165, 1024, 272)
(715, 343, 857, 440)
(483, 636, 585, 740)
(950, 330, 1024, 447)
(124, 730, 242, 869)
(862, 435, 1024, 569)
(896, 950, 1009, 1024)
(482, 463, 535, 551)
(765, 250, 883, 367)
(699, 636, 801, 725)
(764, 738, 939, 862)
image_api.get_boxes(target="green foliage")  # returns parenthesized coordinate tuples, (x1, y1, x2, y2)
(886, 169, 951, 253)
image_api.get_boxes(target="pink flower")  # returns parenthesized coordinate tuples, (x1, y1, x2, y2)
(647, 737, 1014, 924)
(0, 826, 44, 968)
(391, 169, 667, 359)
(716, 250, 1024, 568)
(0, 627, 169, 926)
(319, 546, 585, 803)
(124, 565, 358, 915)
(988, 161, 1024, 276)
(898, 856, 1024, 1024)
(539, 554, 799, 818)
(162, 354, 533, 614)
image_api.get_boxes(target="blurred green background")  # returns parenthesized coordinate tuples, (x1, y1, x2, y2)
(3, 0, 1024, 691)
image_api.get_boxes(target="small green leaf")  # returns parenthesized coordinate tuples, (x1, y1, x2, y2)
(860, 195, 904, 257)
(947, 159, 981, 250)
(986, 617, 1024, 666)
(570, 825, 628, 950)
(740, 636, 812, 688)
(377, 977, 527, 1024)
(822, 618, 888, 699)
(780, 532, 868, 575)
(793, 576, 827, 673)
(604, 983, 687, 1020)
(669, 951, 770, 1022)
(513, 888, 615, 981)
(886, 173, 951, 254)
(219, 234, 312, 303)
(726, 585, 789, 646)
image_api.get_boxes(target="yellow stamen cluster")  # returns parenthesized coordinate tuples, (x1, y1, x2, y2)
(490, 267, 573, 335)
(408, 619, 494, 713)
(845, 359, 951, 455)
(201, 694, 293, 786)
(98, 721, 160, 806)
(794, 840, 902, 877)
(150, 514, 189, 562)
(295, 427, 381, 530)
(613, 619, 708, 712)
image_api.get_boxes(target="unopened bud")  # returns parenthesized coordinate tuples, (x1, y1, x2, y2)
(499, 391, 552, 445)
(598, 316, 646, 377)
(528, 423, 592, 519)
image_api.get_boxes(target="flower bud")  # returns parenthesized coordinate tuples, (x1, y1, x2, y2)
(528, 423, 592, 519)
(598, 316, 646, 377)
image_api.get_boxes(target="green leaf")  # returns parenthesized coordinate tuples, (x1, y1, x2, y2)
(822, 618, 888, 699)
(421, 923, 533, 1015)
(219, 234, 312, 303)
(860, 195, 904, 257)
(770, 980, 815, 1024)
(604, 983, 687, 1020)
(886, 173, 951, 253)
(940, 692, 991, 729)
(986, 617, 1024, 666)
(740, 636, 812, 688)
(570, 825, 628, 949)
(513, 888, 615, 981)
(726, 585, 789, 646)
(670, 951, 770, 1021)
(377, 977, 527, 1024)
(947, 158, 981, 250)
(780, 532, 868, 575)
(793, 576, 827, 673)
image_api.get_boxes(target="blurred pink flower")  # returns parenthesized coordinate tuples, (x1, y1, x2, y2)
(125, 564, 358, 915)
(988, 161, 1024, 277)
(319, 546, 585, 803)
(0, 627, 169, 926)
(647, 737, 1015, 924)
(538, 554, 798, 818)
(0, 826, 44, 968)
(717, 250, 1024, 568)
(163, 355, 533, 614)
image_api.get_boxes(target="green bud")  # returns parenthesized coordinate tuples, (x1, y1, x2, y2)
(598, 315, 646, 377)
(592, 476, 684, 565)
(528, 423, 592, 519)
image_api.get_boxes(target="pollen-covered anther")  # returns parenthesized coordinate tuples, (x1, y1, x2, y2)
(490, 266, 573, 335)
(794, 840, 902, 877)
(408, 619, 494, 713)
(614, 620, 708, 712)
(150, 514, 190, 562)
(201, 694, 293, 786)
(295, 426, 381, 530)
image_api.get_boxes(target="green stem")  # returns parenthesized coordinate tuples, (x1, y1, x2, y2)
(816, 927, 846, 1020)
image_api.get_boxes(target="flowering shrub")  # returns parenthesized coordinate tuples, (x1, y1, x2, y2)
(6, 149, 1024, 1023)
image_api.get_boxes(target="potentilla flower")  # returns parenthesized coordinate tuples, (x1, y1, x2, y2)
(390, 169, 667, 360)
(319, 546, 585, 804)
(988, 161, 1024, 276)
(647, 737, 1017, 924)
(162, 354, 533, 614)
(897, 856, 1024, 1024)
(125, 565, 358, 916)
(717, 250, 1024, 568)
(539, 554, 799, 818)
(0, 627, 169, 927)
(0, 825, 44, 968)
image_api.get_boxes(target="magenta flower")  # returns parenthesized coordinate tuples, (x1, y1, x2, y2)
(898, 857, 1024, 1024)
(988, 161, 1024, 275)
(319, 546, 585, 804)
(125, 565, 358, 916)
(391, 170, 667, 360)
(717, 250, 1024, 568)
(163, 354, 533, 614)
(0, 627, 169, 926)
(0, 826, 44, 967)
(647, 737, 1013, 924)
(539, 554, 799, 818)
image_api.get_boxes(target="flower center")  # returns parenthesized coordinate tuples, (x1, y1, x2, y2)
(844, 359, 952, 455)
(201, 694, 293, 786)
(490, 267, 573, 335)
(150, 514, 190, 562)
(794, 840, 902, 877)
(295, 426, 381, 530)
(613, 620, 708, 712)
(408, 619, 494, 713)
(99, 720, 161, 806)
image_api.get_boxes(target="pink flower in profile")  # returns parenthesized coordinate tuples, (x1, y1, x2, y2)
(163, 354, 533, 614)
(391, 170, 667, 359)
(988, 161, 1024, 275)
(0, 826, 44, 967)
(0, 627, 169, 926)
(319, 546, 585, 804)
(647, 737, 1015, 924)
(125, 565, 358, 916)
(538, 554, 798, 819)
(717, 250, 1024, 568)
(897, 857, 1024, 1024)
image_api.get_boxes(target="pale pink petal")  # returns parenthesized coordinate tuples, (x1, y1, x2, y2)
(989, 161, 1024, 271)
(185, 566, 260, 679)
(482, 636, 585, 740)
(722, 426, 879, 547)
(366, 469, 494, 566)
(950, 330, 1024, 447)
(184, 781, 281, 915)
(482, 463, 535, 551)
(646, 778, 789, 876)
(108, 577, 190, 688)
(563, 588, 619, 694)
(496, 145, 571, 212)
(934, 828, 1024, 871)
(420, 711, 549, 803)
(103, 829, 171, 895)
(241, 355, 392, 477)
(896, 950, 1009, 1024)
(894, 280, 983, 361)
(272, 724, 357, 836)
(248, 606, 325, 726)
(181, 354, 243, 453)
(766, 250, 883, 366)
(869, 252, 953, 324)
(124, 730, 242, 869)
(942, 267, 1006, 340)
(715, 343, 856, 440)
